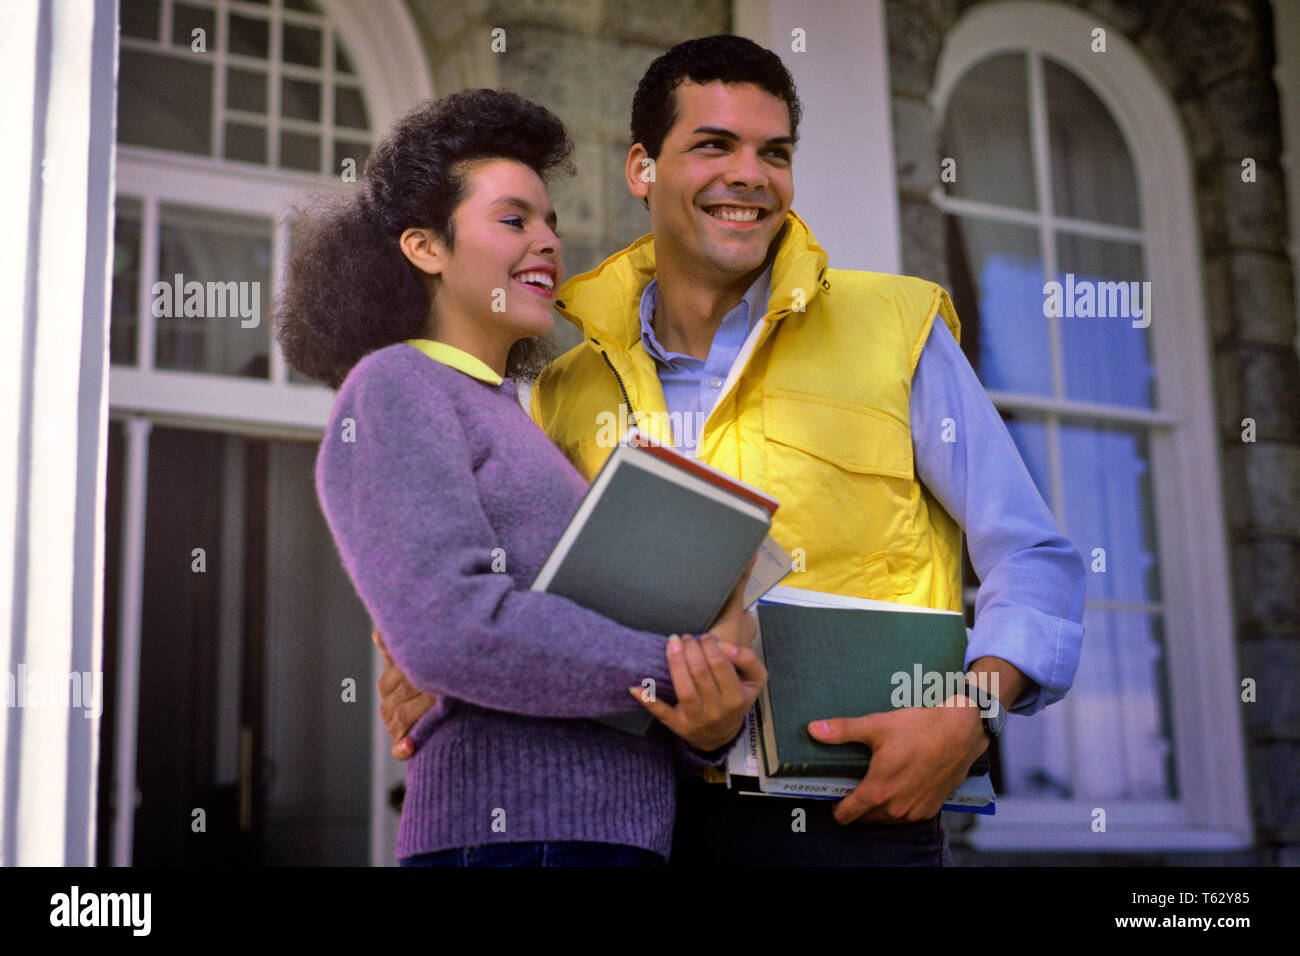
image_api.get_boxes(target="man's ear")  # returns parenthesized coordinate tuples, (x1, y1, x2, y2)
(399, 226, 447, 277)
(625, 143, 653, 205)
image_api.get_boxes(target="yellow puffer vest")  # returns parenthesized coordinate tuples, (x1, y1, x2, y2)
(531, 212, 964, 611)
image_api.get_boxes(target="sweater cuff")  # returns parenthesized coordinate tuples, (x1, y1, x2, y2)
(668, 727, 741, 780)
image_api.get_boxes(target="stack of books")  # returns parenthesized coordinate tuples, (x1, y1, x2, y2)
(531, 436, 999, 815)
(725, 585, 996, 814)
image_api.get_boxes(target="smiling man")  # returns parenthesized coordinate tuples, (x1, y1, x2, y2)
(377, 34, 1086, 866)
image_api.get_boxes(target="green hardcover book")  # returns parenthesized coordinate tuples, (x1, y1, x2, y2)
(532, 434, 782, 734)
(755, 586, 991, 778)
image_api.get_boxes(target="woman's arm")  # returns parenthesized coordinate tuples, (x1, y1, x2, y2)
(317, 352, 677, 720)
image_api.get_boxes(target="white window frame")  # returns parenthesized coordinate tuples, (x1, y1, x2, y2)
(107, 0, 431, 866)
(933, 1, 1249, 852)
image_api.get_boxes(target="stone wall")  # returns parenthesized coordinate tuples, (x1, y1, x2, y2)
(889, 0, 1300, 865)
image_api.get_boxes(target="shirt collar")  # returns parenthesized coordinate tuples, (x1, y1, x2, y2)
(404, 339, 504, 386)
(637, 263, 774, 365)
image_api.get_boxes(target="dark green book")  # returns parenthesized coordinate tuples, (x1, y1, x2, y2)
(532, 435, 780, 734)
(755, 586, 991, 778)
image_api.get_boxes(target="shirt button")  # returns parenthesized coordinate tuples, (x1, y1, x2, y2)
(710, 377, 723, 389)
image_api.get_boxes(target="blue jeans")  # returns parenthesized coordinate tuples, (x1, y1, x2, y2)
(400, 840, 666, 867)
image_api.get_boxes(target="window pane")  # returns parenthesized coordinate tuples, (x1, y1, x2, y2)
(1060, 422, 1161, 604)
(118, 50, 213, 155)
(281, 77, 321, 122)
(121, 0, 161, 40)
(1056, 234, 1155, 408)
(1045, 59, 1140, 228)
(335, 38, 356, 75)
(1000, 610, 1174, 800)
(111, 198, 143, 366)
(282, 23, 323, 68)
(333, 86, 368, 129)
(172, 3, 216, 50)
(280, 131, 321, 172)
(226, 68, 267, 113)
(945, 215, 1051, 396)
(228, 13, 270, 59)
(263, 440, 373, 863)
(941, 53, 1037, 210)
(285, 0, 322, 12)
(1073, 609, 1175, 799)
(999, 703, 1073, 798)
(224, 122, 267, 164)
(155, 204, 272, 378)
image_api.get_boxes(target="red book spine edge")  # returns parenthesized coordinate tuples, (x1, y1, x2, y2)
(633, 439, 779, 517)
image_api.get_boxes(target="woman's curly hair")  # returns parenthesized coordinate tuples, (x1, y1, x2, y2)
(275, 89, 574, 389)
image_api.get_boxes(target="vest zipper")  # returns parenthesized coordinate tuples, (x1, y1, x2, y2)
(597, 346, 640, 434)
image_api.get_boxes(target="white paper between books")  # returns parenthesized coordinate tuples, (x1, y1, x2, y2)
(723, 585, 996, 814)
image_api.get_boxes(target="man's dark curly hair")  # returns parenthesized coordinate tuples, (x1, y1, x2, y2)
(275, 89, 574, 389)
(630, 35, 802, 159)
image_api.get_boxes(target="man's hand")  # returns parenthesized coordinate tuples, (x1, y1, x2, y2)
(373, 629, 437, 761)
(632, 633, 767, 752)
(807, 699, 988, 824)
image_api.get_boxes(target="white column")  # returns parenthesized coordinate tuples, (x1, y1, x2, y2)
(0, 0, 117, 865)
(735, 0, 901, 272)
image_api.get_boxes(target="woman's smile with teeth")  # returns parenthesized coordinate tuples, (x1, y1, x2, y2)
(513, 270, 554, 289)
(706, 205, 761, 222)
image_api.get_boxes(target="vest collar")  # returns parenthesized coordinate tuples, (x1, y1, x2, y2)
(554, 210, 830, 352)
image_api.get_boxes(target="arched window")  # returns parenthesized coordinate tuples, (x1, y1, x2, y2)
(934, 3, 1248, 849)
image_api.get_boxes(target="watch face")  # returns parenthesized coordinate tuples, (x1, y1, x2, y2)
(984, 700, 1006, 736)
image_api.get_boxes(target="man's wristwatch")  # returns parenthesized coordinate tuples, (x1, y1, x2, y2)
(959, 677, 1006, 740)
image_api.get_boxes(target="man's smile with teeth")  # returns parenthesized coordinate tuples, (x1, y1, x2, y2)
(705, 205, 764, 222)
(513, 270, 554, 289)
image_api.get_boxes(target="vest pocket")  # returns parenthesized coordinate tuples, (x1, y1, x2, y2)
(761, 389, 916, 597)
(762, 389, 913, 479)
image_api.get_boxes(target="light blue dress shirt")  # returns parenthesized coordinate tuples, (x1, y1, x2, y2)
(637, 274, 1085, 715)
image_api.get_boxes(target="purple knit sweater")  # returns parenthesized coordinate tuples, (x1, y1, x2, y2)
(316, 343, 727, 861)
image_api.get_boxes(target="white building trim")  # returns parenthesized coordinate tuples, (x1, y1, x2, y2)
(0, 0, 117, 866)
